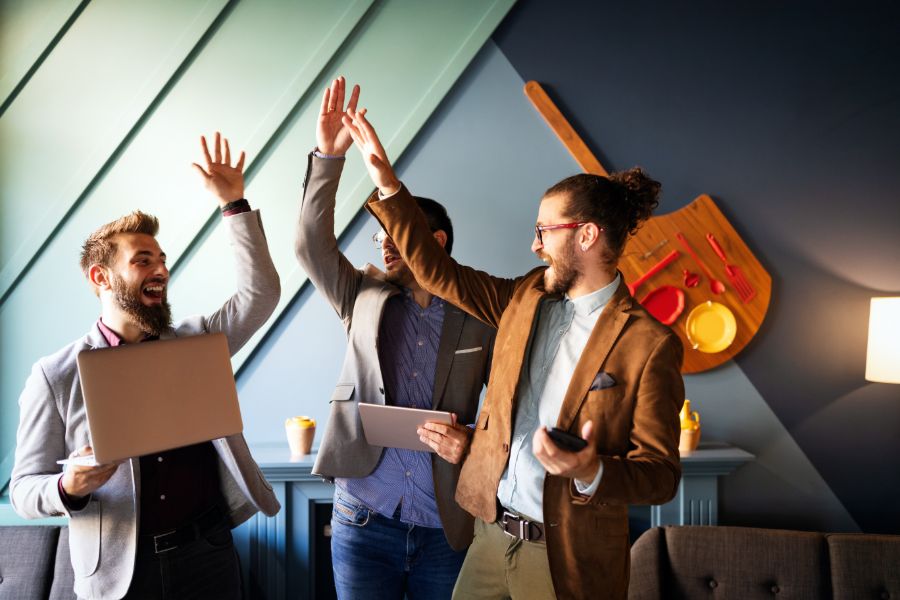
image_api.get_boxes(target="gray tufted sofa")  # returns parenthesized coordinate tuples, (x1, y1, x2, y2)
(629, 526, 900, 600)
(0, 526, 75, 599)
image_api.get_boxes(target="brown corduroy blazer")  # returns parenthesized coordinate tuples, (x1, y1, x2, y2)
(367, 186, 684, 600)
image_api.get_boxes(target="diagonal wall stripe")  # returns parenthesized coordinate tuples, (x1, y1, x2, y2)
(0, 0, 516, 492)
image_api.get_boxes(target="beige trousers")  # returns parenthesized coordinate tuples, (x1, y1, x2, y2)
(452, 518, 556, 599)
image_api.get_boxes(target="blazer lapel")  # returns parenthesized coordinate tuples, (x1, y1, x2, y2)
(556, 282, 633, 431)
(431, 304, 465, 409)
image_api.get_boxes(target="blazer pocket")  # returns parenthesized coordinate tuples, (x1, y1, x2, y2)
(330, 383, 355, 402)
(454, 346, 482, 355)
(69, 498, 102, 577)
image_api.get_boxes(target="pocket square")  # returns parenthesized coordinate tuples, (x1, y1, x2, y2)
(589, 371, 617, 391)
(455, 346, 482, 355)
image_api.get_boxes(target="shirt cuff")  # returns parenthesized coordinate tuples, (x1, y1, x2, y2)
(312, 148, 346, 160)
(574, 459, 604, 498)
(377, 186, 402, 200)
(221, 198, 251, 216)
(58, 474, 90, 512)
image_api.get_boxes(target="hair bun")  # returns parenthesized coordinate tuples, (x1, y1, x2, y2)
(610, 167, 661, 234)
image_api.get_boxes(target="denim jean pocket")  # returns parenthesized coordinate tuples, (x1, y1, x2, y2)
(331, 489, 371, 527)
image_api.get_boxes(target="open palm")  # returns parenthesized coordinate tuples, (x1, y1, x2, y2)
(192, 132, 246, 207)
(317, 76, 360, 156)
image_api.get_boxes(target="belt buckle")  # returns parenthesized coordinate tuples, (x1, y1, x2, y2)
(153, 530, 178, 554)
(501, 510, 529, 541)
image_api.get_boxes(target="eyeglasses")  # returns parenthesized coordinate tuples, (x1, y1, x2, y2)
(372, 227, 437, 250)
(534, 222, 600, 245)
(372, 230, 389, 249)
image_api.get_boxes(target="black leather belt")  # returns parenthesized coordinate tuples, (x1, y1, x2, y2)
(140, 504, 227, 555)
(497, 500, 545, 543)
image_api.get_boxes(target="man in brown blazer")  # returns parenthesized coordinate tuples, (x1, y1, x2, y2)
(341, 109, 684, 600)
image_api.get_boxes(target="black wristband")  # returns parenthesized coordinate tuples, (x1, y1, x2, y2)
(221, 198, 250, 214)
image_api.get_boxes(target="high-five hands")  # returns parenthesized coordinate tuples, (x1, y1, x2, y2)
(342, 107, 401, 197)
(532, 421, 601, 484)
(317, 76, 360, 156)
(417, 413, 472, 464)
(192, 132, 246, 207)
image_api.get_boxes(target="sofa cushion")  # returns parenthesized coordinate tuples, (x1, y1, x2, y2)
(828, 533, 900, 600)
(635, 526, 830, 599)
(49, 527, 76, 600)
(0, 525, 60, 599)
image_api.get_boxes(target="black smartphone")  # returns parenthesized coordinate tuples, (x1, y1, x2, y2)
(546, 427, 588, 452)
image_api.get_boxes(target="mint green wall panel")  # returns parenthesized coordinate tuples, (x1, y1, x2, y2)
(0, 0, 230, 299)
(0, 0, 516, 491)
(174, 0, 517, 370)
(0, 0, 83, 107)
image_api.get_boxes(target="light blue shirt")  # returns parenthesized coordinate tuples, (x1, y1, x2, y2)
(497, 274, 620, 521)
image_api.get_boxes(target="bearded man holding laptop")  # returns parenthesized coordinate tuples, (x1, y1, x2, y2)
(10, 133, 281, 600)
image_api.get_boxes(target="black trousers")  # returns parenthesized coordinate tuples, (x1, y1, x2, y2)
(122, 517, 242, 600)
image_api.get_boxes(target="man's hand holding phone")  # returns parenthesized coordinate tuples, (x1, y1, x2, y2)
(533, 421, 600, 483)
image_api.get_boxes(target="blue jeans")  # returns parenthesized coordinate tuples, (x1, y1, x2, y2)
(330, 486, 467, 600)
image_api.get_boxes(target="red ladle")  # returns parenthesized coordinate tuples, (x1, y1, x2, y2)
(676, 232, 725, 295)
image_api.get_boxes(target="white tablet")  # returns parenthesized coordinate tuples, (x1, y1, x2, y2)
(358, 404, 453, 452)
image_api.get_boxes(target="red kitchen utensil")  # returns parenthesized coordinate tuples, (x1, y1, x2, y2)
(682, 268, 700, 288)
(640, 285, 685, 325)
(627, 249, 680, 296)
(706, 233, 757, 303)
(676, 232, 725, 295)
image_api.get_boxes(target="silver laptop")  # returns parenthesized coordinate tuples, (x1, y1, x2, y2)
(61, 333, 243, 466)
(358, 403, 452, 453)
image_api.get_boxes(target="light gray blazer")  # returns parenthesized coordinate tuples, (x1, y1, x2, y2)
(295, 154, 496, 551)
(10, 209, 282, 600)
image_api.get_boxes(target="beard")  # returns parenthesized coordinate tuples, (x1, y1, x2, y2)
(110, 273, 172, 336)
(542, 241, 581, 295)
(385, 260, 415, 288)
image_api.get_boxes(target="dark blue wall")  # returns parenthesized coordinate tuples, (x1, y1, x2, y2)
(493, 0, 900, 533)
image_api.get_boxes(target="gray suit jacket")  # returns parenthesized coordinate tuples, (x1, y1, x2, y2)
(295, 154, 495, 551)
(10, 210, 282, 600)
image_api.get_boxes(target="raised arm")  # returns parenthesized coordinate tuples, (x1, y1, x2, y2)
(190, 133, 280, 353)
(344, 108, 521, 328)
(294, 77, 367, 325)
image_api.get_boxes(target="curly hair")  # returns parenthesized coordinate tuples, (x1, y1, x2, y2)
(544, 168, 661, 266)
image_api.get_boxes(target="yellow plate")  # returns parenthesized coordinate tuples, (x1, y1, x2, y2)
(685, 301, 737, 353)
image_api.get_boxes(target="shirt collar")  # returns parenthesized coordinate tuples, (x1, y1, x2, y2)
(96, 318, 159, 346)
(401, 287, 445, 309)
(566, 273, 621, 317)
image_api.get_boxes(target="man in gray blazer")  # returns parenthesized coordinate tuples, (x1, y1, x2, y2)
(11, 133, 281, 600)
(295, 78, 496, 600)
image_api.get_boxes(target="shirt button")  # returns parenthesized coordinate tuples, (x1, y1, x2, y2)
(157, 456, 163, 462)
(160, 494, 166, 500)
(405, 471, 411, 477)
(412, 371, 418, 378)
(417, 340, 423, 346)
(771, 585, 780, 594)
(558, 329, 565, 335)
(708, 579, 718, 589)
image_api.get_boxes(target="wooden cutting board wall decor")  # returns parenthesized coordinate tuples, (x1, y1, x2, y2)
(524, 81, 771, 373)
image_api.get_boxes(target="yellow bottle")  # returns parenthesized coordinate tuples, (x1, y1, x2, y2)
(679, 399, 700, 431)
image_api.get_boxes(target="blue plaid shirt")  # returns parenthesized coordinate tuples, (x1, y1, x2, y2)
(338, 289, 445, 528)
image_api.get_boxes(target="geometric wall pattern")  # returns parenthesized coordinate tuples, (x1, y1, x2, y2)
(0, 0, 516, 492)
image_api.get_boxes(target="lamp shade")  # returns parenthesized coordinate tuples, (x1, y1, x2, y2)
(865, 297, 900, 384)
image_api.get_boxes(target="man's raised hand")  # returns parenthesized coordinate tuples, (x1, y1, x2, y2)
(317, 76, 360, 156)
(192, 132, 246, 207)
(342, 108, 401, 197)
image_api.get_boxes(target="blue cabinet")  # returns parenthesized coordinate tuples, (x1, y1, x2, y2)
(234, 445, 334, 600)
